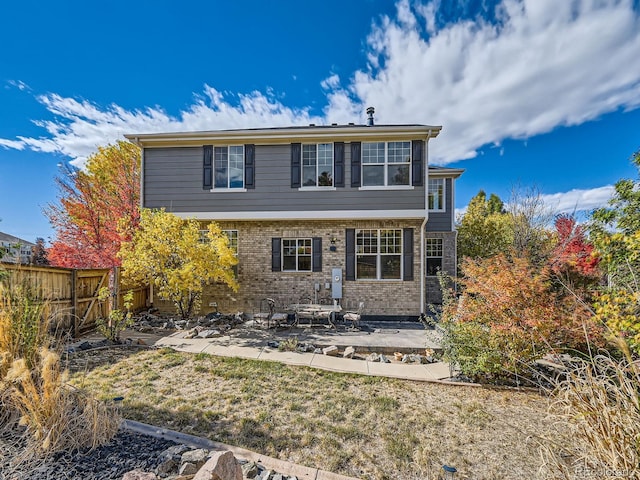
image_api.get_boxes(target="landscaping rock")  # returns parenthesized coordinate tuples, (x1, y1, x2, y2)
(155, 458, 177, 476)
(122, 469, 158, 480)
(366, 353, 380, 362)
(296, 343, 315, 353)
(343, 346, 355, 358)
(241, 461, 260, 479)
(259, 470, 273, 480)
(181, 449, 209, 469)
(160, 444, 191, 462)
(322, 345, 339, 356)
(179, 462, 198, 475)
(192, 450, 242, 480)
(197, 329, 222, 339)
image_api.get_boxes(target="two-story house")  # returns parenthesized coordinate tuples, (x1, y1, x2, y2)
(125, 113, 462, 319)
(0, 232, 34, 264)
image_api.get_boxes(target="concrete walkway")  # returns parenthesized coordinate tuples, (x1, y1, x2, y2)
(155, 330, 452, 382)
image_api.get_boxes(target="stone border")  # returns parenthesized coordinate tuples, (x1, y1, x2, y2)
(123, 419, 359, 480)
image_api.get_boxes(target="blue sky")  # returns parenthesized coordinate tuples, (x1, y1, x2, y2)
(1, 0, 639, 242)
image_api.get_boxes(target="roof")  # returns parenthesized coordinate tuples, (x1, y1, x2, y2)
(428, 165, 464, 178)
(0, 232, 35, 246)
(125, 123, 442, 148)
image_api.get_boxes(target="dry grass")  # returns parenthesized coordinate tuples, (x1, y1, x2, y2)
(0, 281, 120, 459)
(69, 348, 572, 479)
(540, 353, 640, 480)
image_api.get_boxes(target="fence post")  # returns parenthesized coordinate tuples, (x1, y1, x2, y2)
(111, 267, 120, 314)
(71, 269, 78, 338)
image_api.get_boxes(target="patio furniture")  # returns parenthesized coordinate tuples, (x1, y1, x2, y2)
(288, 302, 342, 329)
(343, 302, 364, 330)
(270, 298, 291, 328)
(253, 298, 275, 328)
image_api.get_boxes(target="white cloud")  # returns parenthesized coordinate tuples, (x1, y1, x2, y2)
(456, 185, 615, 220)
(346, 0, 640, 164)
(1, 87, 322, 166)
(541, 185, 615, 214)
(6, 80, 30, 91)
(1, 0, 639, 169)
(321, 74, 341, 90)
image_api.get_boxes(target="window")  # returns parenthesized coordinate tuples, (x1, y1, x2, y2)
(214, 145, 244, 189)
(426, 238, 443, 276)
(302, 143, 333, 187)
(200, 229, 239, 275)
(282, 238, 312, 272)
(362, 141, 410, 187)
(428, 178, 445, 210)
(356, 229, 402, 279)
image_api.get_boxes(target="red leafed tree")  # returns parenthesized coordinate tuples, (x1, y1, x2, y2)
(550, 214, 600, 283)
(46, 140, 140, 268)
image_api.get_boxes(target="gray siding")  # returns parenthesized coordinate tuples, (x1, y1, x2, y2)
(144, 144, 426, 213)
(426, 178, 453, 232)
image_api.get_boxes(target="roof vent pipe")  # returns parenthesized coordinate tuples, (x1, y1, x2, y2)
(366, 106, 375, 126)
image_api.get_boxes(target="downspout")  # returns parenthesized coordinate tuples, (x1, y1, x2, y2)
(136, 138, 153, 305)
(420, 131, 431, 314)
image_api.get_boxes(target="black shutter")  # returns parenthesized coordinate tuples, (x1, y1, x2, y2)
(203, 145, 213, 190)
(345, 229, 355, 281)
(334, 142, 344, 187)
(244, 144, 255, 189)
(291, 143, 301, 188)
(312, 237, 322, 272)
(272, 238, 281, 272)
(350, 142, 361, 187)
(411, 140, 423, 187)
(402, 228, 414, 281)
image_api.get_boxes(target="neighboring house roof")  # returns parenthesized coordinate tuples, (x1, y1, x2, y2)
(0, 232, 35, 247)
(125, 123, 443, 148)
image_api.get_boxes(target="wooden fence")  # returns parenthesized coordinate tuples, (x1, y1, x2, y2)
(0, 262, 149, 338)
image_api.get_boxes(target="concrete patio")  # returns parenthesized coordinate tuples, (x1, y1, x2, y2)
(153, 320, 452, 382)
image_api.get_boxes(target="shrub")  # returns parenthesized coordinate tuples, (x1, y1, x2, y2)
(96, 288, 134, 342)
(0, 281, 119, 453)
(541, 349, 640, 478)
(440, 254, 605, 381)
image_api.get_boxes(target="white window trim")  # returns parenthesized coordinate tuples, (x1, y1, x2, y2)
(361, 141, 412, 188)
(210, 188, 248, 193)
(298, 186, 337, 192)
(212, 145, 245, 190)
(282, 238, 313, 272)
(358, 186, 414, 191)
(302, 142, 334, 188)
(355, 228, 403, 281)
(428, 178, 446, 212)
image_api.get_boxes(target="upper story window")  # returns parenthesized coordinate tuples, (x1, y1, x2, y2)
(302, 143, 333, 187)
(282, 238, 312, 272)
(362, 141, 411, 187)
(214, 146, 244, 189)
(428, 178, 445, 210)
(356, 229, 402, 280)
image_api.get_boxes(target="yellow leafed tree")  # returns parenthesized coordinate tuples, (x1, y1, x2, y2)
(119, 209, 238, 318)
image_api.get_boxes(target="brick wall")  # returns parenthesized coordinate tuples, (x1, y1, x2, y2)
(154, 220, 457, 318)
(424, 231, 457, 305)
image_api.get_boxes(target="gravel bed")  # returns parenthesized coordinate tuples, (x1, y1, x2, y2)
(0, 429, 177, 480)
